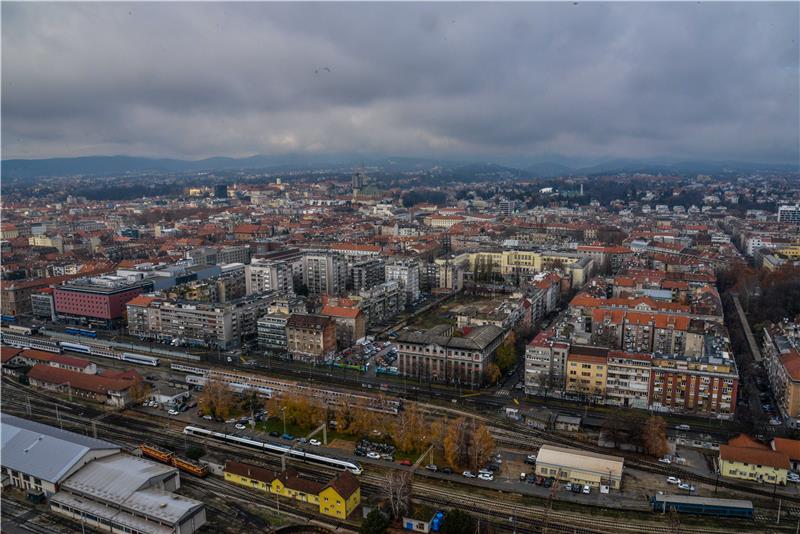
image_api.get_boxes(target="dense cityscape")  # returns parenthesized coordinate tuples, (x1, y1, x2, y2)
(2, 2, 799, 534)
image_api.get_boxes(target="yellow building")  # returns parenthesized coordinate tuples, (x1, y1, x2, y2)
(719, 434, 789, 485)
(565, 349, 608, 398)
(776, 245, 800, 259)
(318, 472, 361, 519)
(467, 250, 583, 278)
(223, 460, 360, 518)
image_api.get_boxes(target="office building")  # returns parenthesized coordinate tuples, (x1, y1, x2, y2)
(54, 276, 153, 328)
(778, 204, 800, 225)
(385, 259, 421, 303)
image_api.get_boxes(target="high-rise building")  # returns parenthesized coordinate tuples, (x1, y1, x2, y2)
(246, 259, 293, 295)
(778, 204, 800, 225)
(215, 184, 228, 199)
(384, 259, 420, 303)
(350, 258, 385, 291)
(302, 253, 347, 296)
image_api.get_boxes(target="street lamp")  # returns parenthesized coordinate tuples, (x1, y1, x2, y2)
(280, 406, 287, 436)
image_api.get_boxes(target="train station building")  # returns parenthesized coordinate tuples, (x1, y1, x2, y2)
(535, 444, 624, 489)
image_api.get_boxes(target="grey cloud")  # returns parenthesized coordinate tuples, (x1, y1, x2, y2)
(2, 2, 798, 163)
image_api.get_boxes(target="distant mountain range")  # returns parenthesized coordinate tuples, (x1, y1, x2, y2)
(2, 153, 797, 180)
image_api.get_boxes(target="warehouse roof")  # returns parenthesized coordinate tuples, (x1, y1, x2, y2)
(1, 414, 119, 484)
(536, 445, 624, 478)
(62, 454, 202, 524)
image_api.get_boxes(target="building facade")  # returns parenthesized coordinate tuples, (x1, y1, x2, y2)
(285, 314, 336, 361)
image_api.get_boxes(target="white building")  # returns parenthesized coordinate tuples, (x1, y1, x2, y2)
(778, 204, 800, 225)
(245, 259, 293, 296)
(385, 259, 421, 303)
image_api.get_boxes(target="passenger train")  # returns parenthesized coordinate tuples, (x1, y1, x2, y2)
(183, 425, 363, 475)
(1, 328, 159, 366)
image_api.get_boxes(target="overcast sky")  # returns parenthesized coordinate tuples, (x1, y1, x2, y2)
(2, 2, 798, 163)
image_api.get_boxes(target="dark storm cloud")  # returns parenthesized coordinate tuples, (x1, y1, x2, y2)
(2, 2, 798, 163)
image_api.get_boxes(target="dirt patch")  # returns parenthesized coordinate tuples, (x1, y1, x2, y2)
(327, 438, 355, 452)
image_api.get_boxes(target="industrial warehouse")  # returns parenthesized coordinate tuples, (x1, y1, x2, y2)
(1, 415, 206, 534)
(534, 445, 624, 490)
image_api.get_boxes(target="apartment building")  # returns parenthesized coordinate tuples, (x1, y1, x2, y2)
(605, 351, 651, 409)
(245, 259, 293, 295)
(763, 326, 800, 420)
(257, 312, 289, 352)
(385, 259, 421, 303)
(524, 331, 570, 394)
(126, 294, 272, 350)
(320, 306, 366, 349)
(565, 347, 609, 400)
(349, 258, 385, 292)
(285, 314, 336, 361)
(302, 253, 347, 296)
(649, 353, 738, 415)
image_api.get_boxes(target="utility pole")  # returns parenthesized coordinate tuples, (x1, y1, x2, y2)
(55, 404, 62, 430)
(92, 420, 97, 439)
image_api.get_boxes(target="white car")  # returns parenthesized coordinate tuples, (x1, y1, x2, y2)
(462, 471, 476, 478)
(678, 482, 695, 492)
(167, 409, 179, 416)
(582, 485, 590, 494)
(666, 476, 681, 484)
(658, 457, 671, 464)
(309, 439, 321, 446)
(234, 423, 246, 430)
(367, 452, 381, 460)
(477, 473, 494, 481)
(788, 475, 800, 483)
(770, 418, 782, 426)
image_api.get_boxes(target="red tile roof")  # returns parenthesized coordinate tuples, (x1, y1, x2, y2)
(27, 364, 140, 394)
(321, 305, 362, 319)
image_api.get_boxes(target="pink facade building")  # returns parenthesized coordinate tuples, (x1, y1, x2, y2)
(54, 277, 152, 328)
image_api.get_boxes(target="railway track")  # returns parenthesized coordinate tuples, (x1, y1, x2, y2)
(488, 423, 800, 505)
(3, 378, 792, 533)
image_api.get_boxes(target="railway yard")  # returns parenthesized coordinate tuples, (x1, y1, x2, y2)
(3, 353, 800, 534)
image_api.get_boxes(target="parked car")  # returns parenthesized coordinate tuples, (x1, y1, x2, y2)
(520, 472, 527, 482)
(543, 477, 554, 488)
(526, 474, 537, 484)
(234, 423, 246, 430)
(202, 415, 213, 421)
(564, 482, 573, 492)
(354, 450, 366, 457)
(678, 482, 695, 492)
(582, 485, 591, 494)
(572, 484, 581, 493)
(425, 464, 438, 472)
(770, 418, 782, 426)
(525, 454, 537, 464)
(478, 469, 493, 476)
(787, 473, 800, 483)
(462, 471, 476, 478)
(168, 409, 179, 416)
(281, 433, 295, 441)
(399, 459, 413, 466)
(309, 439, 321, 446)
(666, 476, 681, 484)
(441, 467, 453, 475)
(367, 452, 381, 460)
(658, 457, 671, 464)
(675, 424, 690, 431)
(478, 473, 494, 481)
(269, 431, 280, 437)
(535, 476, 544, 486)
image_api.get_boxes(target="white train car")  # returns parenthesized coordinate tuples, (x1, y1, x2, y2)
(0, 331, 62, 353)
(183, 426, 362, 475)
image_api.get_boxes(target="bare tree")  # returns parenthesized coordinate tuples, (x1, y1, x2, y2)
(381, 471, 412, 520)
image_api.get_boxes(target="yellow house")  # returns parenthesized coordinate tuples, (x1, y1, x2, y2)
(318, 471, 361, 519)
(223, 460, 361, 519)
(270, 472, 321, 506)
(719, 434, 789, 485)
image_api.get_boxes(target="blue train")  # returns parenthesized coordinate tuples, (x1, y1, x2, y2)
(651, 494, 753, 519)
(64, 327, 98, 338)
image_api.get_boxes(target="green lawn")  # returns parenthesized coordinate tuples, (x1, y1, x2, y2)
(254, 417, 355, 444)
